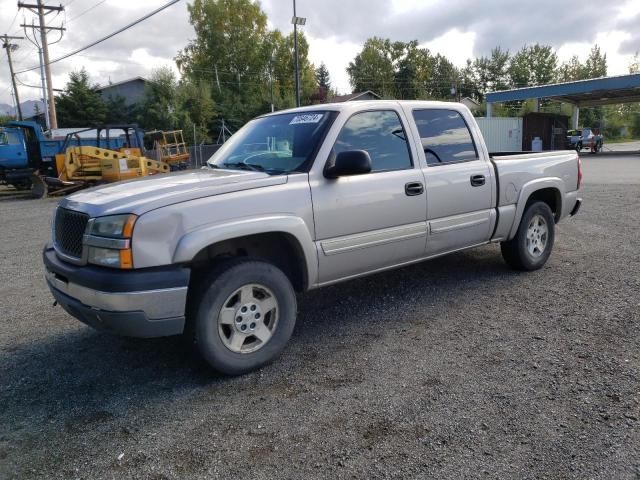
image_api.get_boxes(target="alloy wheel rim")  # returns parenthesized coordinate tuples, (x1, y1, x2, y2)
(217, 283, 279, 354)
(525, 214, 548, 258)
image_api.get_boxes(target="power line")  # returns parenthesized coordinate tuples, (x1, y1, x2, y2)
(67, 0, 107, 23)
(6, 10, 21, 33)
(15, 0, 181, 74)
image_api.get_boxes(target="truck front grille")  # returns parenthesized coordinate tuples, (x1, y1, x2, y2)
(54, 207, 88, 259)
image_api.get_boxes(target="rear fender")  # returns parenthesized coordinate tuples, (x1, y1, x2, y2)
(508, 178, 564, 240)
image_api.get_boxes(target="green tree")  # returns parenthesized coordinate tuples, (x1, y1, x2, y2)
(178, 80, 216, 142)
(557, 45, 607, 81)
(469, 47, 511, 101)
(104, 94, 132, 124)
(56, 69, 107, 127)
(347, 37, 397, 98)
(584, 45, 607, 78)
(137, 67, 216, 143)
(556, 55, 583, 82)
(347, 38, 443, 100)
(625, 53, 640, 137)
(137, 67, 182, 130)
(176, 0, 315, 129)
(556, 45, 607, 127)
(630, 52, 640, 74)
(315, 62, 331, 91)
(459, 59, 481, 101)
(268, 30, 316, 109)
(509, 44, 557, 87)
(428, 53, 457, 99)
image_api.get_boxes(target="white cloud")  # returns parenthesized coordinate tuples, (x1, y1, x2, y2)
(557, 31, 635, 75)
(0, 0, 639, 106)
(422, 29, 476, 68)
(306, 34, 360, 94)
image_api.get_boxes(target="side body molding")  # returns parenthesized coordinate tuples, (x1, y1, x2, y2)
(172, 215, 318, 287)
(507, 177, 564, 240)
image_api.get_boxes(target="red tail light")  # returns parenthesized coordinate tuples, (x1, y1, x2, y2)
(577, 155, 583, 189)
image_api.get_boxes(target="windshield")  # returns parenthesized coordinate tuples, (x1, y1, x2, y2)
(0, 130, 20, 146)
(207, 111, 335, 174)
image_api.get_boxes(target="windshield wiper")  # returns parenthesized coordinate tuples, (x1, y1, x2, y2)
(221, 161, 265, 172)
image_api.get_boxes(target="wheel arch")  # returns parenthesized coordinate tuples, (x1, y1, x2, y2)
(174, 215, 317, 292)
(508, 179, 563, 240)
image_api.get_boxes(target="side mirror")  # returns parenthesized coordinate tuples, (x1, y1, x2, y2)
(324, 150, 372, 179)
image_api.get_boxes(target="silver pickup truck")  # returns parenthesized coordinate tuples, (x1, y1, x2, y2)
(44, 101, 582, 374)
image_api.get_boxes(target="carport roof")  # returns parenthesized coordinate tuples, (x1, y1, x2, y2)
(486, 73, 640, 107)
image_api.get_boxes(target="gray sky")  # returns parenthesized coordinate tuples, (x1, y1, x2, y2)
(1, 0, 639, 106)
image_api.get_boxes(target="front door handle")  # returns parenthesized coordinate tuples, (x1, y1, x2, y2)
(405, 182, 424, 196)
(470, 174, 485, 187)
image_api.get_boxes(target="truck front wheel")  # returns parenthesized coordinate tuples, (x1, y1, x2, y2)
(500, 201, 555, 271)
(189, 259, 297, 375)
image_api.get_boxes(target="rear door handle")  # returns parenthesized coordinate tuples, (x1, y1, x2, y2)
(405, 182, 424, 196)
(470, 174, 485, 187)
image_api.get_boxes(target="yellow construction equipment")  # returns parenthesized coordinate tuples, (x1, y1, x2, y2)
(145, 129, 190, 167)
(41, 146, 170, 197)
(32, 125, 172, 198)
(60, 146, 169, 182)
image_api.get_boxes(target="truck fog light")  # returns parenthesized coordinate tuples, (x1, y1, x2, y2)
(88, 247, 122, 267)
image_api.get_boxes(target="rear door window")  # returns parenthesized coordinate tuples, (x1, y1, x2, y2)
(412, 109, 478, 166)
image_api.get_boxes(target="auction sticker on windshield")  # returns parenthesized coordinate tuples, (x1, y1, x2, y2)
(289, 113, 324, 124)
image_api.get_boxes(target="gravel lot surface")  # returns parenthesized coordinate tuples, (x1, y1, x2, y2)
(1, 155, 639, 479)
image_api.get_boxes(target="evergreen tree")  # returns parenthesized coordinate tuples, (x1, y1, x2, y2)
(315, 62, 331, 91)
(55, 69, 107, 127)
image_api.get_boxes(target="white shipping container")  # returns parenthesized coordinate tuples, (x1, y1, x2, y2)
(475, 117, 523, 152)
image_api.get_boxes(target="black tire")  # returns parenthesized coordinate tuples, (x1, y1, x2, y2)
(575, 142, 582, 153)
(500, 201, 555, 271)
(189, 258, 297, 375)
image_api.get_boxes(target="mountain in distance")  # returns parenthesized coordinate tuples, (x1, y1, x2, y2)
(0, 103, 12, 116)
(0, 100, 45, 118)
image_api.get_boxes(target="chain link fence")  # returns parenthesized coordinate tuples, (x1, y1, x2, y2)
(146, 144, 223, 169)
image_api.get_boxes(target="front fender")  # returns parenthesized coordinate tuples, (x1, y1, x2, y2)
(172, 214, 318, 286)
(508, 178, 564, 240)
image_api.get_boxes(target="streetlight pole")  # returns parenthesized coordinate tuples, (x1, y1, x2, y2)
(293, 0, 300, 107)
(291, 1, 306, 108)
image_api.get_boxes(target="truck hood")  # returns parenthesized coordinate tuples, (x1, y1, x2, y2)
(60, 168, 289, 216)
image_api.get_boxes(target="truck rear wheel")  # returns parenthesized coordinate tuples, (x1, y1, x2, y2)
(500, 201, 555, 271)
(190, 259, 297, 375)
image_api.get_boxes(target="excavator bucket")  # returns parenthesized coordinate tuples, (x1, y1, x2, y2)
(30, 173, 48, 199)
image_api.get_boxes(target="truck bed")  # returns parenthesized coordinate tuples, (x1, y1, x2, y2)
(489, 150, 581, 241)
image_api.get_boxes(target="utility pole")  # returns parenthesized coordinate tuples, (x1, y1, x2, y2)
(19, 1, 65, 129)
(37, 45, 49, 129)
(1, 34, 24, 120)
(291, 1, 306, 108)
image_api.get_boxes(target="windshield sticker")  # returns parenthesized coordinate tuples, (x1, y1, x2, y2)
(289, 113, 324, 125)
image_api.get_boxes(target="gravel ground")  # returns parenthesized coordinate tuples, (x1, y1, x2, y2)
(1, 168, 639, 479)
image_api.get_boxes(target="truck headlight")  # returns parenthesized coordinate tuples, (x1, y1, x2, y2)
(86, 214, 136, 269)
(90, 214, 137, 238)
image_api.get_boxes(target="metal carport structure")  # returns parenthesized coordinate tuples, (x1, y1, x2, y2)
(486, 73, 640, 128)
